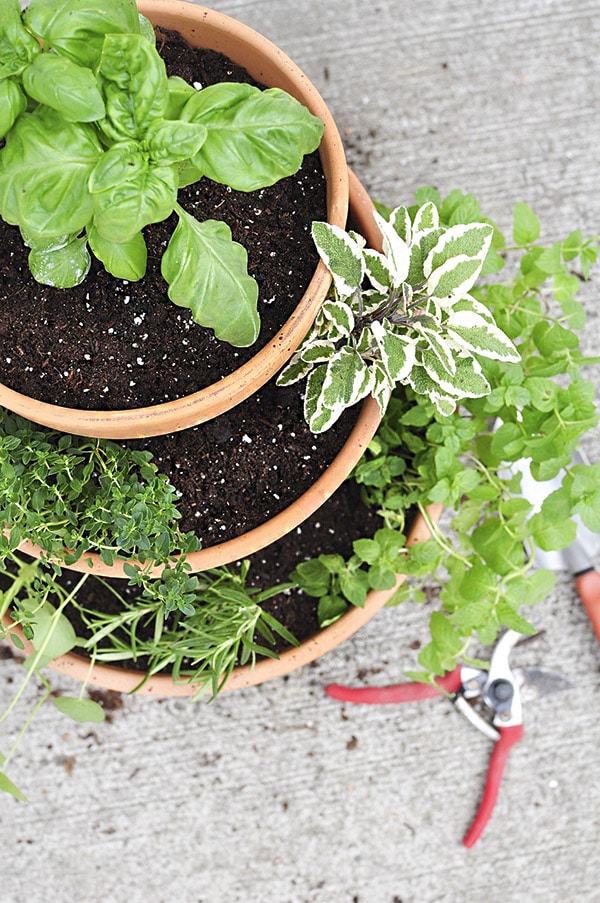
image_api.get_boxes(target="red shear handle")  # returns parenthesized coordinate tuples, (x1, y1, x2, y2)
(325, 670, 463, 704)
(463, 723, 524, 848)
(574, 570, 600, 644)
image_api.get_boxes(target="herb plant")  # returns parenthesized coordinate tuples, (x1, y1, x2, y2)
(293, 187, 599, 681)
(0, 0, 324, 346)
(0, 551, 296, 801)
(278, 201, 519, 430)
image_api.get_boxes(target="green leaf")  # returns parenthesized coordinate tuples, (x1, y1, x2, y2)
(571, 463, 600, 532)
(0, 77, 27, 140)
(512, 202, 540, 245)
(166, 75, 197, 119)
(24, 0, 141, 68)
(318, 594, 348, 628)
(22, 53, 105, 122)
(0, 0, 40, 79)
(92, 163, 177, 242)
(532, 320, 579, 356)
(530, 487, 578, 551)
(98, 34, 168, 140)
(429, 611, 463, 655)
(183, 82, 324, 191)
(28, 235, 91, 288)
(29, 603, 77, 667)
(52, 696, 106, 723)
(0, 771, 28, 802)
(87, 225, 147, 281)
(471, 518, 526, 576)
(146, 119, 208, 165)
(162, 208, 260, 347)
(0, 107, 101, 235)
(339, 570, 370, 606)
(312, 222, 365, 299)
(88, 141, 145, 194)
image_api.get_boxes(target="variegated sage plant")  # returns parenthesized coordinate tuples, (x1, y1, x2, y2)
(278, 204, 521, 430)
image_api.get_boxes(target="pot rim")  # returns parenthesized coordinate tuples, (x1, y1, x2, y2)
(0, 0, 349, 440)
(2, 502, 443, 696)
(12, 169, 383, 577)
(1, 170, 436, 697)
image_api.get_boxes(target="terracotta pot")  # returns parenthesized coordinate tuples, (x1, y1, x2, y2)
(1, 170, 443, 696)
(2, 503, 443, 696)
(0, 0, 348, 440)
(12, 169, 383, 577)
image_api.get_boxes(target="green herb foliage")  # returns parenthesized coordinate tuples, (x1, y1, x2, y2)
(0, 0, 324, 346)
(294, 187, 599, 682)
(0, 552, 297, 799)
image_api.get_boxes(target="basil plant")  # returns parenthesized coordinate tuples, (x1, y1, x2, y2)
(278, 204, 520, 431)
(0, 0, 324, 347)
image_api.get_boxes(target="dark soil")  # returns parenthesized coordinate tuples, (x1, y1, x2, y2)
(0, 29, 327, 411)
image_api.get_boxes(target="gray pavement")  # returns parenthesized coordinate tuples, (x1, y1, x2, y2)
(2, 1, 600, 901)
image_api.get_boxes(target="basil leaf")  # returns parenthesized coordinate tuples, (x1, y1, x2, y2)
(166, 75, 197, 119)
(146, 119, 208, 165)
(28, 235, 91, 288)
(29, 602, 77, 667)
(0, 107, 101, 235)
(162, 207, 260, 347)
(88, 142, 146, 194)
(0, 77, 26, 139)
(22, 53, 105, 123)
(87, 225, 147, 281)
(0, 0, 40, 78)
(92, 164, 178, 242)
(183, 83, 324, 191)
(98, 33, 169, 141)
(23, 0, 140, 68)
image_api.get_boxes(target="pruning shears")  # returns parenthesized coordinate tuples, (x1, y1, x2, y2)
(325, 629, 572, 847)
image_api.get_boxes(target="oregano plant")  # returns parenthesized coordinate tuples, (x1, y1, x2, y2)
(0, 0, 324, 346)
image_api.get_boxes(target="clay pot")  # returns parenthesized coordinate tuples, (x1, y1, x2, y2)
(2, 502, 442, 696)
(0, 0, 348, 440)
(1, 171, 443, 695)
(13, 170, 382, 577)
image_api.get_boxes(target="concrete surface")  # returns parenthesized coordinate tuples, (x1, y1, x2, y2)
(2, 1, 599, 901)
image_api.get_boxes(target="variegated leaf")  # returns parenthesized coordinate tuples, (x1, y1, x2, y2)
(276, 353, 313, 386)
(321, 347, 373, 407)
(445, 310, 520, 361)
(364, 248, 392, 293)
(300, 340, 339, 363)
(416, 324, 457, 375)
(452, 293, 496, 324)
(305, 349, 372, 433)
(370, 321, 417, 382)
(373, 210, 410, 287)
(321, 299, 354, 338)
(429, 390, 459, 417)
(424, 222, 493, 300)
(419, 346, 490, 398)
(371, 361, 393, 415)
(412, 201, 439, 236)
(388, 205, 411, 244)
(312, 221, 365, 299)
